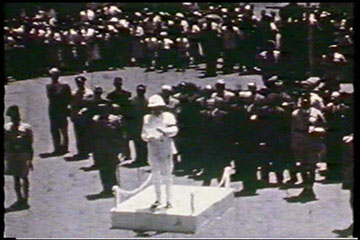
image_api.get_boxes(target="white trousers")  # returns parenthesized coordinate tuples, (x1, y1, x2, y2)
(149, 155, 174, 203)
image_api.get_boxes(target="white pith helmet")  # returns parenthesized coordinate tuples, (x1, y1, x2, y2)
(148, 94, 166, 108)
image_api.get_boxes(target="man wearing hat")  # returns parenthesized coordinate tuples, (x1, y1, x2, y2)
(333, 133, 354, 237)
(157, 31, 174, 72)
(257, 40, 281, 83)
(322, 91, 351, 181)
(220, 22, 241, 74)
(4, 105, 33, 210)
(107, 77, 132, 112)
(106, 77, 132, 159)
(141, 94, 179, 209)
(46, 68, 72, 155)
(90, 103, 126, 197)
(286, 97, 326, 201)
(82, 86, 111, 168)
(144, 36, 158, 71)
(70, 75, 94, 160)
(159, 85, 181, 165)
(211, 79, 236, 103)
(175, 36, 190, 72)
(160, 85, 180, 113)
(322, 45, 347, 91)
(199, 19, 221, 77)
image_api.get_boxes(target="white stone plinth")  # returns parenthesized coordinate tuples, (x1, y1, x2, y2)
(111, 185, 234, 233)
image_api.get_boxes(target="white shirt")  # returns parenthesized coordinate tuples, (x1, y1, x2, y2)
(141, 112, 178, 159)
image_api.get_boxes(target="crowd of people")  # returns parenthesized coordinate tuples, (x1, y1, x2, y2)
(4, 3, 353, 83)
(4, 2, 354, 237)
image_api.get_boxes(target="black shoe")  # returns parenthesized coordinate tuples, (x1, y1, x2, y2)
(234, 188, 258, 197)
(284, 189, 317, 203)
(73, 153, 89, 160)
(99, 190, 113, 197)
(86, 190, 113, 200)
(80, 164, 99, 171)
(165, 202, 173, 209)
(60, 147, 69, 155)
(8, 200, 24, 209)
(52, 148, 68, 156)
(19, 199, 30, 209)
(150, 201, 161, 210)
(6, 199, 30, 212)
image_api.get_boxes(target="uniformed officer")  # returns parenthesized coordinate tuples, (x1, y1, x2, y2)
(92, 104, 126, 196)
(160, 85, 181, 114)
(70, 75, 93, 159)
(199, 20, 221, 77)
(46, 68, 72, 155)
(256, 40, 281, 83)
(106, 77, 132, 159)
(322, 91, 351, 181)
(332, 133, 353, 237)
(4, 105, 34, 210)
(258, 94, 290, 185)
(106, 77, 132, 114)
(79, 86, 111, 168)
(221, 23, 241, 74)
(287, 97, 326, 201)
(175, 36, 190, 72)
(141, 95, 179, 209)
(322, 45, 347, 91)
(157, 31, 174, 72)
(143, 36, 158, 71)
(128, 84, 149, 165)
(211, 79, 236, 103)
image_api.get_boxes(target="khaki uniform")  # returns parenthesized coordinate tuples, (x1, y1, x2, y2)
(291, 107, 326, 167)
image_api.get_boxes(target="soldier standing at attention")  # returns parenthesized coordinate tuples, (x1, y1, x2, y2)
(107, 77, 132, 160)
(106, 77, 132, 116)
(4, 105, 34, 211)
(286, 97, 326, 202)
(129, 84, 149, 165)
(46, 68, 72, 155)
(70, 75, 93, 160)
(333, 133, 354, 237)
(91, 104, 126, 197)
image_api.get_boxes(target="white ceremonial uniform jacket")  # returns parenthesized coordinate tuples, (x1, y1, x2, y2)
(141, 112, 179, 163)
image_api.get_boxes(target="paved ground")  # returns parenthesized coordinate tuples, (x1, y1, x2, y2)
(3, 66, 353, 238)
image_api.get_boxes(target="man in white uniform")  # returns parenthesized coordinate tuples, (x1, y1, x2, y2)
(141, 95, 179, 209)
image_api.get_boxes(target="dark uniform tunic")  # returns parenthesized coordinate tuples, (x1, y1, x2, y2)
(199, 22, 221, 76)
(107, 88, 132, 117)
(92, 114, 125, 191)
(70, 88, 93, 155)
(324, 102, 351, 178)
(128, 96, 148, 164)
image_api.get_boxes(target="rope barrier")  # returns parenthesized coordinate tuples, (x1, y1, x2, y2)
(112, 173, 153, 209)
(114, 173, 153, 196)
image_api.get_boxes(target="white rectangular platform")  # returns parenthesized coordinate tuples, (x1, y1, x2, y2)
(111, 185, 234, 233)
